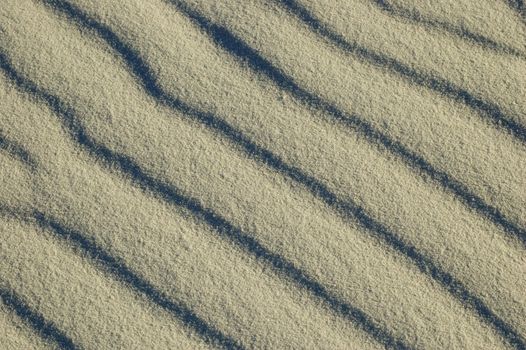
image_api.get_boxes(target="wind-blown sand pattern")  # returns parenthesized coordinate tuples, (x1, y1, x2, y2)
(0, 0, 525, 349)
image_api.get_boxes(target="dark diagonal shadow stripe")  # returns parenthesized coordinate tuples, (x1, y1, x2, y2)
(506, 0, 526, 21)
(372, 0, 526, 59)
(31, 212, 244, 350)
(0, 52, 410, 349)
(0, 206, 241, 349)
(0, 132, 36, 169)
(0, 287, 78, 350)
(274, 0, 526, 145)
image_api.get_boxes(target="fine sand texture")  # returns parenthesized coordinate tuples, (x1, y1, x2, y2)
(0, 0, 525, 349)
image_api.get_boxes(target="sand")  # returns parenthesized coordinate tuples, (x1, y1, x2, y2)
(0, 0, 525, 349)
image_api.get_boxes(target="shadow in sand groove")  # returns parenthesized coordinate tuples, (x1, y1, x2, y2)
(0, 287, 78, 350)
(0, 132, 36, 168)
(506, 0, 526, 21)
(0, 206, 242, 349)
(32, 211, 245, 350)
(371, 0, 526, 59)
(274, 0, 526, 145)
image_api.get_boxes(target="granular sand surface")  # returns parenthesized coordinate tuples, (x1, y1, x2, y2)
(0, 0, 525, 349)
